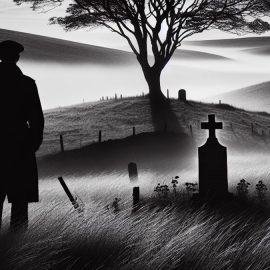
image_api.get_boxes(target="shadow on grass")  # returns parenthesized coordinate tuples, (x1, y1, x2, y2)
(38, 131, 196, 178)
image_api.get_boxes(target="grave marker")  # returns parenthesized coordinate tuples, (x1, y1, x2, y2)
(198, 114, 228, 197)
(128, 162, 138, 181)
(178, 89, 186, 102)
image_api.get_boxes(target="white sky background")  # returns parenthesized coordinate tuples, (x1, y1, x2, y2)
(1, 0, 270, 109)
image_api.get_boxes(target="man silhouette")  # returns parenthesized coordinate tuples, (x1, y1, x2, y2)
(0, 40, 44, 232)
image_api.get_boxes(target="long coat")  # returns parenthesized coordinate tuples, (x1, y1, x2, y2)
(1, 63, 44, 203)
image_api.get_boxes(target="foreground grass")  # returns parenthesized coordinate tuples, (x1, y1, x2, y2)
(1, 194, 270, 270)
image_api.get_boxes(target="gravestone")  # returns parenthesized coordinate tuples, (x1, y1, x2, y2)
(178, 89, 186, 101)
(198, 114, 228, 197)
(128, 162, 138, 181)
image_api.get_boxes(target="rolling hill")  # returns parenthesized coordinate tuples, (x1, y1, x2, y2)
(184, 36, 270, 48)
(0, 28, 232, 64)
(0, 28, 135, 65)
(208, 81, 270, 113)
(38, 97, 270, 178)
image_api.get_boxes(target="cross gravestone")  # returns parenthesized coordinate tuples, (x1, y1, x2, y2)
(178, 89, 186, 102)
(198, 114, 228, 198)
(128, 162, 138, 181)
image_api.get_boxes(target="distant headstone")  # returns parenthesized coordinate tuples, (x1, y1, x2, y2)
(128, 162, 138, 181)
(198, 114, 228, 197)
(178, 89, 186, 101)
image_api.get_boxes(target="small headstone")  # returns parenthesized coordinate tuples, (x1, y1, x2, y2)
(178, 89, 186, 102)
(198, 114, 228, 197)
(128, 162, 138, 181)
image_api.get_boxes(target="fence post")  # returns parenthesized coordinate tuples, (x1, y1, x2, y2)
(60, 134, 64, 153)
(163, 122, 167, 132)
(133, 126, 136, 136)
(167, 89, 169, 99)
(99, 130, 102, 143)
(133, 187, 140, 206)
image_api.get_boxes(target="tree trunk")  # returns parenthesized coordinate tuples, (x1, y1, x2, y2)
(142, 66, 166, 104)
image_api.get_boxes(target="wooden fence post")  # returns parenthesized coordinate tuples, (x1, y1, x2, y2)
(163, 122, 167, 132)
(99, 130, 102, 143)
(133, 187, 140, 206)
(60, 134, 64, 153)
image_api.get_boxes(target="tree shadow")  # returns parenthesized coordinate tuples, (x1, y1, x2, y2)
(149, 98, 184, 133)
(149, 98, 194, 149)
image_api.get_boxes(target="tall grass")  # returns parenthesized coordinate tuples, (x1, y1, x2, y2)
(1, 189, 270, 270)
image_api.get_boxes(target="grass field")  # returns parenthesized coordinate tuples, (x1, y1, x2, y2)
(2, 97, 270, 269)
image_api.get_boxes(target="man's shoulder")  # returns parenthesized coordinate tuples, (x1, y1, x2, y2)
(22, 75, 36, 84)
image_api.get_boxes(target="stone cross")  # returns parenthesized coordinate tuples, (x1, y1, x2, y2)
(201, 114, 222, 140)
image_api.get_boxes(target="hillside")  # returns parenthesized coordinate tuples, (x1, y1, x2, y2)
(0, 28, 230, 64)
(38, 97, 270, 178)
(208, 81, 270, 113)
(0, 28, 135, 65)
(184, 36, 270, 48)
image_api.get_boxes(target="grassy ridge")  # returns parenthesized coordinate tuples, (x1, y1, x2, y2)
(39, 97, 270, 158)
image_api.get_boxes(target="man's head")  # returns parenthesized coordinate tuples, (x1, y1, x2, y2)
(0, 40, 24, 63)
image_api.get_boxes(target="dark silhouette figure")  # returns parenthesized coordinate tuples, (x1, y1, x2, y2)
(0, 40, 44, 232)
(198, 114, 228, 198)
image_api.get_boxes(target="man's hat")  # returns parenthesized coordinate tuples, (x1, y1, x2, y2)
(0, 40, 24, 58)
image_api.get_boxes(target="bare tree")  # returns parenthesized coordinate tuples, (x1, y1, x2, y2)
(15, 0, 270, 102)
